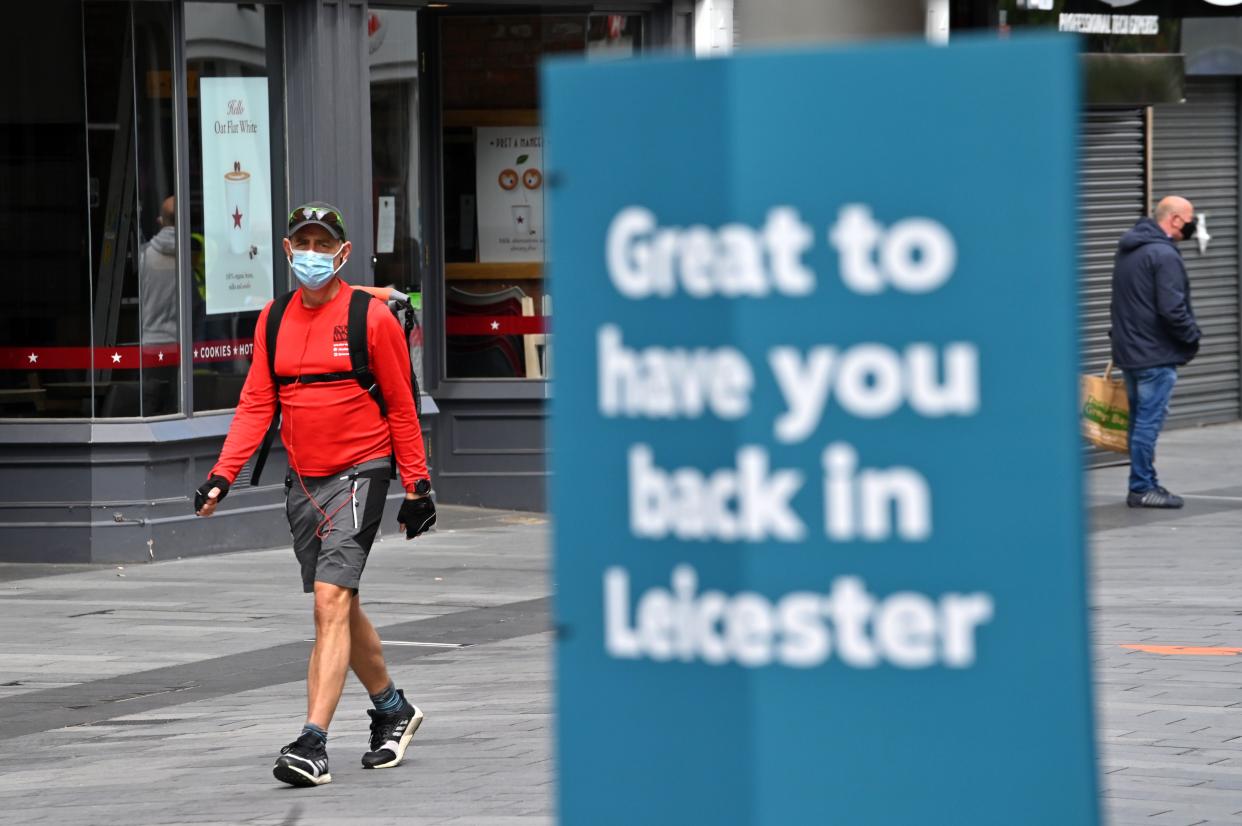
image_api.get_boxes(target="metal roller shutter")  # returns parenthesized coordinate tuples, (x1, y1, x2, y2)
(1081, 109, 1147, 375)
(1153, 79, 1241, 426)
(1080, 108, 1146, 464)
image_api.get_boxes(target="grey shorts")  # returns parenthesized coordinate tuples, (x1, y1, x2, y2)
(286, 457, 392, 593)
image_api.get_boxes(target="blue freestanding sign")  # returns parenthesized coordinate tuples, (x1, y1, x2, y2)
(544, 36, 1096, 825)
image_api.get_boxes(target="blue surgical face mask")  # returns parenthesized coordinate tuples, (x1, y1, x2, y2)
(289, 248, 344, 290)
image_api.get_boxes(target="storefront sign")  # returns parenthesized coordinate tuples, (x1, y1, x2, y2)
(0, 345, 181, 370)
(475, 127, 544, 263)
(199, 77, 274, 315)
(1060, 12, 1160, 33)
(544, 35, 1097, 825)
(1064, 0, 1242, 15)
(0, 338, 260, 370)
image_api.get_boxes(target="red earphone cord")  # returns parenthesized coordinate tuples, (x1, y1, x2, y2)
(284, 327, 354, 540)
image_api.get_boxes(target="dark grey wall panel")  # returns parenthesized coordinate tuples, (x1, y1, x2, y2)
(0, 434, 292, 564)
(0, 528, 92, 564)
(0, 447, 94, 503)
(432, 400, 547, 511)
(452, 414, 545, 455)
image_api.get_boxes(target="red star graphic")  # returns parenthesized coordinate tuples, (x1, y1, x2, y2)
(232, 206, 243, 228)
(516, 215, 525, 224)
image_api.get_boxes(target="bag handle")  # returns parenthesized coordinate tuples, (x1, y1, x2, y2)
(1103, 359, 1115, 381)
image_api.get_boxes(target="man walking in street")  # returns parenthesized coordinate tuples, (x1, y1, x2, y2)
(194, 202, 437, 787)
(1110, 195, 1202, 509)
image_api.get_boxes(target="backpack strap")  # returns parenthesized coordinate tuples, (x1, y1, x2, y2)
(266, 290, 297, 382)
(250, 290, 297, 487)
(348, 289, 387, 416)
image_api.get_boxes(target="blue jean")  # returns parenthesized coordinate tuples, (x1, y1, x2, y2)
(1122, 366, 1177, 493)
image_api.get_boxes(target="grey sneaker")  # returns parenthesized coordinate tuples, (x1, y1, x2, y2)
(1127, 488, 1184, 509)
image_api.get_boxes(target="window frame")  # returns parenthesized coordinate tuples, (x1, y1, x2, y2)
(420, 5, 654, 400)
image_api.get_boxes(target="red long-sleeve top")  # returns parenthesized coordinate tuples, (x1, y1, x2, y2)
(211, 283, 428, 492)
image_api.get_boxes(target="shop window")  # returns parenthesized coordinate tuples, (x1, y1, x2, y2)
(369, 7, 425, 390)
(1, 1, 177, 419)
(438, 14, 642, 381)
(186, 2, 284, 412)
(588, 13, 644, 58)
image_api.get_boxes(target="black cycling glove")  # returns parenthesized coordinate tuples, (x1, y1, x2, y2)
(398, 496, 437, 539)
(194, 475, 231, 512)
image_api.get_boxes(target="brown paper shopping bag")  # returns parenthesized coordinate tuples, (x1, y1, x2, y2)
(1081, 361, 1129, 453)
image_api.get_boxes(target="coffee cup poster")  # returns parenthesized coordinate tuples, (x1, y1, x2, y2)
(200, 77, 275, 315)
(476, 127, 544, 263)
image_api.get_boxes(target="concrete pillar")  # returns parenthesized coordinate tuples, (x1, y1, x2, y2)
(284, 0, 375, 286)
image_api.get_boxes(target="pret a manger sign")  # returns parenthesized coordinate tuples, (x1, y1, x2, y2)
(545, 35, 1098, 826)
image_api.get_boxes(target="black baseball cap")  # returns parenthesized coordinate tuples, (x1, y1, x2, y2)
(288, 201, 348, 241)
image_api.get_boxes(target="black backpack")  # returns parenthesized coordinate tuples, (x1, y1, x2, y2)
(250, 289, 421, 486)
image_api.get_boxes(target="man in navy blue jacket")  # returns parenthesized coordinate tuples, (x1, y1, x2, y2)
(1109, 196, 1201, 508)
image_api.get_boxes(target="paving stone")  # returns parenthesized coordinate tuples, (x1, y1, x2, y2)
(1091, 424, 1242, 823)
(0, 507, 551, 825)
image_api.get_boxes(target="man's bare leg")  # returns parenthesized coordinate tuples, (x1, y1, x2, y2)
(348, 595, 423, 769)
(307, 581, 354, 728)
(349, 595, 391, 695)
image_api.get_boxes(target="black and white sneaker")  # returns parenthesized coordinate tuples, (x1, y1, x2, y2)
(362, 691, 424, 769)
(1127, 488, 1184, 509)
(273, 732, 332, 787)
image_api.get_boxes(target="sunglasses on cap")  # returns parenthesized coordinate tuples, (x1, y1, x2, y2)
(287, 204, 348, 240)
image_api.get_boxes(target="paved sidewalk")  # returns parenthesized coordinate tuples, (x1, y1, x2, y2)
(1090, 423, 1242, 825)
(0, 506, 553, 826)
(2, 425, 1242, 824)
